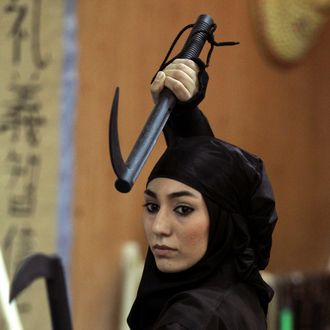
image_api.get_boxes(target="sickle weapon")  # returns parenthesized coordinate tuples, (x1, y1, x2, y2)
(109, 14, 215, 193)
(10, 253, 72, 330)
(109, 14, 238, 193)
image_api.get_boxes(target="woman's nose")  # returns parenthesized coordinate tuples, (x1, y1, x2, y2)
(151, 209, 172, 236)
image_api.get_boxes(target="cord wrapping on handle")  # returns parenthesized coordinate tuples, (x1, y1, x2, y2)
(152, 23, 239, 81)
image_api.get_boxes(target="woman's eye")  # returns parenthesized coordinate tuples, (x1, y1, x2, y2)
(174, 205, 194, 216)
(144, 203, 159, 214)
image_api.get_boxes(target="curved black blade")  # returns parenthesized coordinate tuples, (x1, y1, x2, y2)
(109, 87, 127, 179)
(109, 87, 134, 193)
(10, 253, 72, 330)
(10, 253, 55, 301)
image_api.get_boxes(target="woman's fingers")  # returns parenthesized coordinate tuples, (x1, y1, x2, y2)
(164, 59, 199, 80)
(150, 71, 166, 103)
(150, 59, 199, 104)
(164, 75, 194, 102)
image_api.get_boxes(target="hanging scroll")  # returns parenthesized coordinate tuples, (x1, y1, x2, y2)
(0, 1, 71, 329)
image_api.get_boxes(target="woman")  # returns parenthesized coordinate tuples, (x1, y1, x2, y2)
(127, 59, 277, 329)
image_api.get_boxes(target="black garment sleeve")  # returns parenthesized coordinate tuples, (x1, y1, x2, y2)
(162, 58, 214, 146)
(164, 107, 214, 146)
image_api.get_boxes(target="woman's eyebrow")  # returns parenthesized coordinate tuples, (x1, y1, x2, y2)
(144, 189, 198, 199)
(168, 191, 198, 199)
(144, 189, 157, 198)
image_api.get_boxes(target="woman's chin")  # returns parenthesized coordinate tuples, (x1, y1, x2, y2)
(155, 258, 189, 273)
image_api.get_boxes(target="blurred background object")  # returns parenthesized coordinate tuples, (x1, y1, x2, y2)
(251, 0, 330, 65)
(0, 248, 23, 330)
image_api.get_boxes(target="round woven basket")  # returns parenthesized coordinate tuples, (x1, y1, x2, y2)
(251, 0, 330, 65)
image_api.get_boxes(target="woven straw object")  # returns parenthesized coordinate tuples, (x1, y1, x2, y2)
(251, 0, 330, 64)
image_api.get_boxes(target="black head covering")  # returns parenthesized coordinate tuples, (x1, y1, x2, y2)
(127, 136, 277, 330)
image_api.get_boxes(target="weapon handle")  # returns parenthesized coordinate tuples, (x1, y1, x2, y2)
(179, 14, 214, 59)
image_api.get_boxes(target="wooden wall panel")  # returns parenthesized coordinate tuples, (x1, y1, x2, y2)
(73, 1, 330, 329)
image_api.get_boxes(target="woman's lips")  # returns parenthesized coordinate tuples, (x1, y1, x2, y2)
(152, 244, 177, 257)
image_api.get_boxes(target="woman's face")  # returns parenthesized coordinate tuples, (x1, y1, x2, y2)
(143, 178, 210, 273)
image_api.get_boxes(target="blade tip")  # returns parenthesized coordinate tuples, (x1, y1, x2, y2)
(115, 179, 132, 193)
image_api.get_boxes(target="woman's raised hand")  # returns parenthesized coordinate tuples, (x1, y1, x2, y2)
(150, 59, 199, 104)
